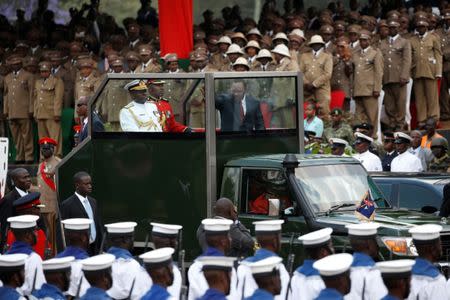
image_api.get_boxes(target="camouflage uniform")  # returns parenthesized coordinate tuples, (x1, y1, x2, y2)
(323, 122, 354, 143)
(429, 154, 450, 172)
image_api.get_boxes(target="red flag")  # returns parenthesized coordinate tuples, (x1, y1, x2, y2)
(158, 0, 193, 59)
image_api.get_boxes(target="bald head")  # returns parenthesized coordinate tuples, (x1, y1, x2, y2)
(10, 168, 31, 191)
(214, 198, 237, 221)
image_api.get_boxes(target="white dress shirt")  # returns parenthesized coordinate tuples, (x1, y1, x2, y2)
(15, 187, 28, 197)
(391, 151, 423, 172)
(353, 150, 383, 171)
(75, 192, 96, 242)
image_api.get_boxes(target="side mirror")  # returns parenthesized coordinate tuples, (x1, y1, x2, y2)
(268, 198, 280, 216)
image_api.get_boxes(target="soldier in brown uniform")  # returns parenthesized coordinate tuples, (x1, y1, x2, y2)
(164, 53, 187, 123)
(138, 44, 161, 73)
(331, 38, 353, 107)
(3, 55, 35, 163)
(74, 59, 101, 106)
(33, 61, 64, 156)
(288, 29, 309, 63)
(299, 35, 333, 116)
(210, 36, 231, 70)
(50, 51, 74, 108)
(220, 44, 244, 71)
(320, 24, 336, 54)
(244, 40, 260, 70)
(379, 20, 411, 130)
(252, 49, 276, 71)
(348, 25, 362, 54)
(125, 51, 140, 74)
(410, 19, 442, 127)
(436, 10, 450, 120)
(352, 30, 384, 136)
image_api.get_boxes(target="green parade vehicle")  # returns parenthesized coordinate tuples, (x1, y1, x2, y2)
(55, 72, 450, 272)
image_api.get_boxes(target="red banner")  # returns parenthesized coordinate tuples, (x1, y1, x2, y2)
(158, 0, 193, 59)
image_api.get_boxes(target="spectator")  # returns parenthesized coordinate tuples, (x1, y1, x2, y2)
(77, 96, 104, 142)
(304, 101, 324, 138)
(429, 137, 450, 172)
(409, 130, 434, 171)
(421, 117, 445, 148)
(390, 132, 423, 172)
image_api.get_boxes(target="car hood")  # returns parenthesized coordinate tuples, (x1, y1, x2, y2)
(315, 208, 450, 236)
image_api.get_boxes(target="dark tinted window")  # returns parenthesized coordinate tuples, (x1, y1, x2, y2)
(377, 183, 393, 205)
(398, 184, 441, 211)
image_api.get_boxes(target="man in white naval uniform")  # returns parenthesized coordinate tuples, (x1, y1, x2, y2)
(105, 222, 151, 300)
(391, 132, 423, 172)
(5, 215, 46, 296)
(236, 220, 289, 300)
(352, 132, 383, 171)
(408, 224, 448, 300)
(288, 228, 334, 300)
(345, 223, 388, 300)
(119, 80, 162, 132)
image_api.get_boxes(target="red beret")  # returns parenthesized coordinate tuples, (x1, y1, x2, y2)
(39, 137, 57, 146)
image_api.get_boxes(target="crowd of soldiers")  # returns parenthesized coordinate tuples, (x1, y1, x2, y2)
(0, 192, 449, 300)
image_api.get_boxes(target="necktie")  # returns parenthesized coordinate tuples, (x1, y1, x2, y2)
(390, 37, 394, 44)
(82, 198, 96, 243)
(240, 101, 244, 122)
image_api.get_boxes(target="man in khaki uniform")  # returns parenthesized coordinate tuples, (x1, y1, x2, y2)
(3, 55, 35, 163)
(50, 51, 74, 108)
(299, 35, 333, 117)
(348, 25, 362, 54)
(36, 137, 60, 249)
(353, 30, 384, 136)
(164, 53, 187, 123)
(74, 59, 101, 104)
(220, 43, 244, 71)
(211, 36, 231, 70)
(380, 20, 411, 130)
(410, 19, 442, 126)
(138, 44, 161, 73)
(436, 10, 450, 120)
(320, 24, 336, 54)
(271, 44, 299, 128)
(33, 61, 64, 156)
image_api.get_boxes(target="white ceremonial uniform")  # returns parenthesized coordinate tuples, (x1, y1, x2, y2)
(345, 265, 387, 300)
(407, 259, 448, 300)
(67, 260, 90, 297)
(236, 260, 289, 300)
(187, 259, 237, 300)
(391, 151, 423, 172)
(167, 264, 182, 299)
(107, 257, 152, 300)
(21, 252, 46, 296)
(288, 260, 324, 300)
(353, 150, 383, 171)
(119, 101, 162, 132)
(409, 146, 434, 171)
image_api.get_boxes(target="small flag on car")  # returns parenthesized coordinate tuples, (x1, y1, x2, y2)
(355, 190, 375, 221)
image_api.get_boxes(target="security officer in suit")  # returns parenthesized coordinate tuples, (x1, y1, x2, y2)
(299, 35, 333, 117)
(436, 10, 450, 120)
(410, 19, 442, 127)
(380, 20, 411, 131)
(353, 30, 384, 136)
(33, 61, 64, 157)
(4, 55, 35, 163)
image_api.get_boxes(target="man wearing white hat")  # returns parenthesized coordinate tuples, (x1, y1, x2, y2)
(188, 218, 237, 300)
(80, 253, 115, 299)
(376, 259, 415, 300)
(211, 36, 232, 70)
(140, 247, 175, 300)
(31, 256, 74, 299)
(345, 223, 388, 300)
(288, 228, 334, 300)
(299, 34, 333, 116)
(0, 253, 28, 299)
(244, 40, 260, 69)
(272, 44, 299, 72)
(253, 49, 276, 71)
(5, 215, 45, 296)
(390, 132, 423, 172)
(353, 132, 383, 171)
(244, 256, 283, 300)
(220, 43, 244, 71)
(329, 138, 349, 156)
(105, 222, 151, 300)
(197, 256, 236, 300)
(151, 222, 183, 299)
(407, 224, 447, 300)
(57, 218, 92, 298)
(236, 220, 289, 300)
(232, 57, 250, 72)
(313, 253, 353, 299)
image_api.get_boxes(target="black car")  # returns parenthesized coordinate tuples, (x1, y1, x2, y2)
(371, 172, 450, 213)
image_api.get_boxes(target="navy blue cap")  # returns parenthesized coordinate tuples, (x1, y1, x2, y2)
(13, 192, 43, 210)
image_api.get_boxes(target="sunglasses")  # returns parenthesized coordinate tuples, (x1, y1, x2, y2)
(76, 103, 87, 107)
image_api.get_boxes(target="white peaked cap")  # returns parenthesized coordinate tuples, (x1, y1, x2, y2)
(81, 254, 115, 271)
(253, 219, 284, 233)
(329, 138, 349, 147)
(376, 259, 415, 276)
(313, 253, 353, 276)
(151, 222, 182, 236)
(271, 44, 291, 58)
(198, 256, 236, 271)
(247, 256, 283, 275)
(61, 218, 92, 231)
(43, 256, 75, 271)
(7, 214, 39, 229)
(0, 253, 28, 268)
(202, 218, 233, 233)
(409, 224, 442, 241)
(139, 247, 175, 265)
(105, 222, 137, 234)
(394, 131, 412, 142)
(298, 227, 333, 246)
(354, 132, 374, 143)
(346, 222, 381, 237)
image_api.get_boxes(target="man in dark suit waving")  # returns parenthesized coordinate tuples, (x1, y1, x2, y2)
(216, 80, 265, 132)
(60, 171, 103, 254)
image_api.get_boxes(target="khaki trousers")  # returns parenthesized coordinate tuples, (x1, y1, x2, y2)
(414, 78, 439, 124)
(41, 211, 56, 255)
(355, 96, 379, 136)
(383, 83, 407, 129)
(9, 118, 34, 161)
(37, 119, 62, 156)
(439, 72, 450, 120)
(305, 88, 331, 117)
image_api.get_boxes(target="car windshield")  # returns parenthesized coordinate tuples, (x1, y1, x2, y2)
(295, 163, 388, 213)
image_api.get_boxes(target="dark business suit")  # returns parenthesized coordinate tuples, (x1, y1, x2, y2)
(215, 94, 265, 132)
(79, 112, 105, 142)
(60, 194, 103, 254)
(0, 188, 21, 251)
